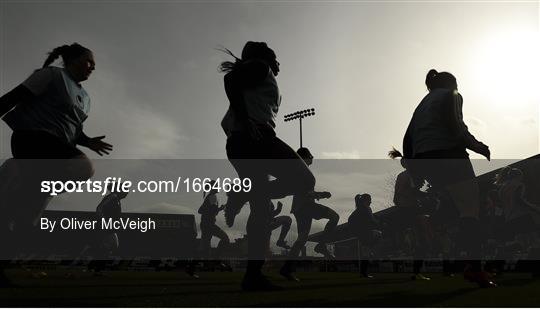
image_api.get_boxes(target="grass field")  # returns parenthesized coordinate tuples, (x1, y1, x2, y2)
(2, 270, 540, 307)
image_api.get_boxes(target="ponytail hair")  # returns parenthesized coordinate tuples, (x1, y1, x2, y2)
(217, 46, 242, 73)
(425, 69, 457, 91)
(218, 41, 275, 73)
(389, 147, 408, 169)
(42, 43, 91, 68)
(388, 147, 403, 159)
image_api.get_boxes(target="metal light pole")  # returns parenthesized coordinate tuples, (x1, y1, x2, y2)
(284, 108, 315, 148)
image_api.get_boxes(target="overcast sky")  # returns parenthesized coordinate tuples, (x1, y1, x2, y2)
(1, 1, 538, 159)
(1, 1, 539, 248)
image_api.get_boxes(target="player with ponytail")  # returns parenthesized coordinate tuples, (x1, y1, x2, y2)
(0, 43, 112, 286)
(219, 41, 315, 291)
(402, 69, 493, 287)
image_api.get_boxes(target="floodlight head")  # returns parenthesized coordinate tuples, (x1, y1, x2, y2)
(284, 108, 317, 124)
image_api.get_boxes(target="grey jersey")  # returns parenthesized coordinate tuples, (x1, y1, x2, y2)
(221, 68, 281, 137)
(407, 88, 482, 157)
(3, 66, 90, 144)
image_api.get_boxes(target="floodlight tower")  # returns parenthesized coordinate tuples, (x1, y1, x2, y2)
(283, 108, 316, 148)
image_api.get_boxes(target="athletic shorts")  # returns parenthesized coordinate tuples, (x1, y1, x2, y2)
(11, 130, 83, 159)
(294, 201, 332, 220)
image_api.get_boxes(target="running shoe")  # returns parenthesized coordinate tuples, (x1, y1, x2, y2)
(411, 273, 431, 281)
(276, 240, 291, 250)
(314, 243, 334, 259)
(279, 267, 300, 282)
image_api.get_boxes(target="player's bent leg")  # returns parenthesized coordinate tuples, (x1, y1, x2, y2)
(264, 137, 315, 199)
(224, 191, 249, 228)
(275, 216, 292, 249)
(280, 215, 311, 282)
(324, 209, 339, 232)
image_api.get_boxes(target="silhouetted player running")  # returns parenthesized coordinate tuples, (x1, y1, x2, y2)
(0, 43, 112, 286)
(95, 186, 125, 251)
(269, 201, 292, 250)
(403, 69, 493, 287)
(219, 41, 315, 291)
(280, 147, 338, 282)
(83, 185, 127, 275)
(348, 193, 381, 278)
(222, 194, 294, 250)
(389, 148, 432, 281)
(198, 184, 230, 259)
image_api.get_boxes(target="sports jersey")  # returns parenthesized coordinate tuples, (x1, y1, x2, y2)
(221, 65, 281, 137)
(404, 88, 481, 158)
(394, 170, 419, 208)
(3, 66, 90, 144)
(199, 193, 220, 224)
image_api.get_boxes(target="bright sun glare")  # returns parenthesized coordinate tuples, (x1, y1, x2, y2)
(470, 27, 540, 105)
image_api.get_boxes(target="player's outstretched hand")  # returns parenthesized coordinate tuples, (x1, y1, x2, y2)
(87, 135, 113, 156)
(309, 191, 332, 200)
(320, 191, 332, 199)
(471, 142, 490, 161)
